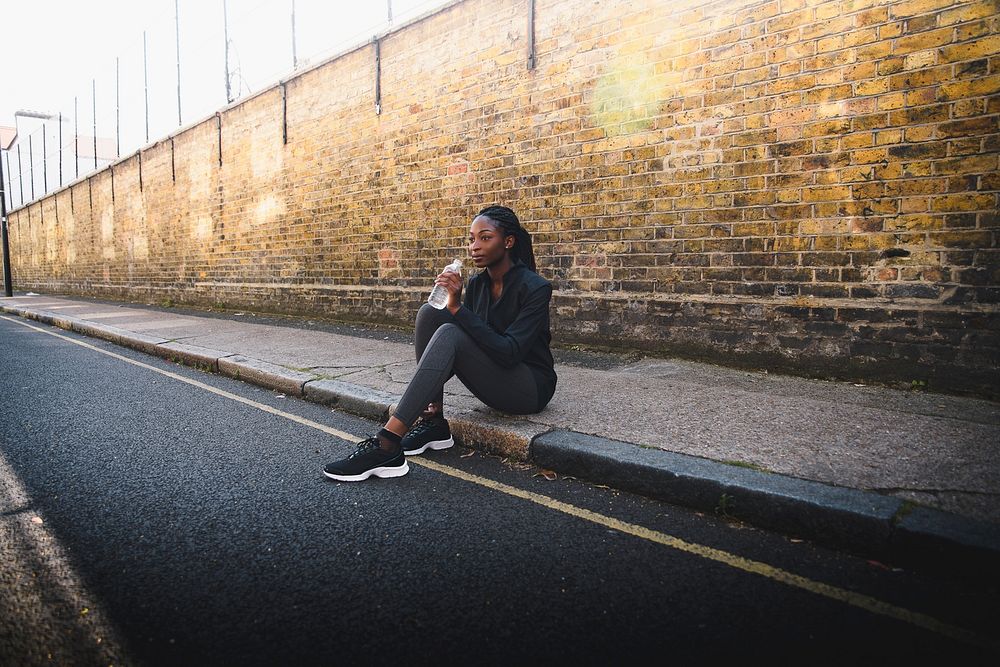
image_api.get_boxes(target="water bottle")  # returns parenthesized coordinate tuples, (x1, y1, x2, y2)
(427, 259, 463, 309)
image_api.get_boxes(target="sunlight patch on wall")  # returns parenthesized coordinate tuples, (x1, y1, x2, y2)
(254, 194, 287, 226)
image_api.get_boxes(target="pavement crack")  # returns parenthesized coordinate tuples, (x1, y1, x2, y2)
(298, 365, 367, 372)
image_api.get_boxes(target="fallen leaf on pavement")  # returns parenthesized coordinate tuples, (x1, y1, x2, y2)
(533, 470, 557, 481)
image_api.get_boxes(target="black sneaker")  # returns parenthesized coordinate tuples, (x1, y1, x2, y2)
(401, 416, 454, 456)
(323, 436, 409, 481)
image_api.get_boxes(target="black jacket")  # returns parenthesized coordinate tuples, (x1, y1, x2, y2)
(452, 259, 557, 411)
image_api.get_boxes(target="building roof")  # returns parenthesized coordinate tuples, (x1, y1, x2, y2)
(0, 126, 15, 151)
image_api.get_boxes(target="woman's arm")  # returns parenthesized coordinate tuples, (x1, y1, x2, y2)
(451, 283, 552, 367)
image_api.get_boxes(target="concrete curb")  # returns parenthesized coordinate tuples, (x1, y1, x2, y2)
(891, 505, 1000, 575)
(4, 304, 998, 577)
(530, 429, 1000, 577)
(156, 342, 229, 373)
(217, 355, 316, 397)
(304, 379, 397, 421)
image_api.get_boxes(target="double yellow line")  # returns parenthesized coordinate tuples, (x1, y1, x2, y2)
(3, 314, 994, 651)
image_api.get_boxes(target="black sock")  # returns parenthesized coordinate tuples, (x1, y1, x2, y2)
(377, 428, 402, 452)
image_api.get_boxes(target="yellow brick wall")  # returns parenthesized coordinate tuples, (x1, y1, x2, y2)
(7, 0, 1000, 394)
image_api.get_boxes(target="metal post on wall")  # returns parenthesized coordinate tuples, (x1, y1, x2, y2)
(92, 79, 98, 170)
(58, 113, 63, 187)
(74, 96, 79, 179)
(373, 37, 381, 115)
(280, 82, 288, 144)
(527, 0, 536, 70)
(28, 134, 34, 201)
(175, 0, 183, 126)
(116, 56, 121, 157)
(224, 0, 233, 104)
(144, 31, 150, 143)
(0, 146, 12, 296)
(291, 0, 297, 69)
(16, 145, 23, 205)
(42, 123, 48, 194)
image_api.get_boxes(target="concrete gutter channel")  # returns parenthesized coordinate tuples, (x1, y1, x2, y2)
(5, 304, 999, 580)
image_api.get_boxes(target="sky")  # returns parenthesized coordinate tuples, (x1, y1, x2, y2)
(3, 0, 450, 157)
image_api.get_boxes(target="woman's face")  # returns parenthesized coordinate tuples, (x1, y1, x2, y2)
(469, 216, 512, 269)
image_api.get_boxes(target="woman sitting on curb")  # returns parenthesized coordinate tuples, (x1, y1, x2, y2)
(323, 205, 557, 481)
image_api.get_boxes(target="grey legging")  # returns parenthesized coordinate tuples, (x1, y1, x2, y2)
(392, 303, 539, 426)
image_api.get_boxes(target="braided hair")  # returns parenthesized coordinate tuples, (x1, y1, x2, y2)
(476, 205, 537, 272)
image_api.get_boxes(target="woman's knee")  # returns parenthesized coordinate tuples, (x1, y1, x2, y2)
(427, 322, 462, 347)
(415, 302, 453, 330)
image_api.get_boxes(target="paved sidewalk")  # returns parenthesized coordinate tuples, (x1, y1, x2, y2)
(2, 292, 998, 574)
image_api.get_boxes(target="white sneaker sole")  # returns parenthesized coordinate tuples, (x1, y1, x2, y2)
(403, 436, 455, 456)
(323, 461, 410, 482)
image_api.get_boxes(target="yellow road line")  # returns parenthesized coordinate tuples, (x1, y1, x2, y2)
(3, 314, 994, 651)
(416, 458, 991, 649)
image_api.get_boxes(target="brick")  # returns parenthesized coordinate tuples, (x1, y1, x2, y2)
(940, 35, 1000, 63)
(957, 19, 998, 42)
(930, 194, 996, 212)
(928, 230, 995, 248)
(937, 116, 1000, 138)
(894, 29, 957, 59)
(890, 0, 956, 19)
(939, 75, 1000, 101)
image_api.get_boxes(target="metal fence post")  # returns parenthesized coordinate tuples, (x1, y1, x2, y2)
(16, 144, 23, 205)
(116, 56, 121, 157)
(42, 123, 48, 194)
(92, 79, 98, 170)
(224, 0, 233, 104)
(28, 134, 34, 201)
(374, 37, 381, 115)
(291, 0, 298, 69)
(144, 31, 150, 143)
(528, 0, 536, 70)
(176, 0, 183, 126)
(74, 96, 79, 180)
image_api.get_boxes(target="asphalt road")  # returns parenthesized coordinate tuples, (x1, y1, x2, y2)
(0, 314, 997, 666)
